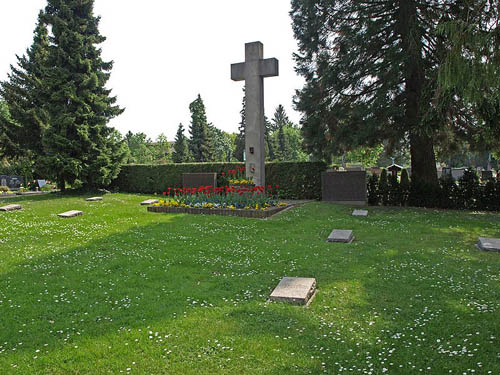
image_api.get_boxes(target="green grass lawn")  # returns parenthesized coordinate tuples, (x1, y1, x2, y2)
(0, 193, 499, 374)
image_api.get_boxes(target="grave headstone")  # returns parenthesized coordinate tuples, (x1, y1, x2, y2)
(182, 173, 217, 189)
(451, 168, 466, 180)
(327, 229, 354, 243)
(481, 170, 493, 180)
(477, 237, 500, 252)
(0, 175, 24, 189)
(231, 41, 279, 187)
(36, 180, 47, 188)
(141, 199, 159, 206)
(58, 210, 83, 218)
(322, 171, 366, 204)
(0, 204, 22, 212)
(269, 277, 316, 305)
(85, 197, 103, 201)
(352, 209, 368, 217)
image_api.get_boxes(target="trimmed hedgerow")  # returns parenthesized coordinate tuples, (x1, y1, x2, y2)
(369, 168, 500, 211)
(112, 161, 327, 200)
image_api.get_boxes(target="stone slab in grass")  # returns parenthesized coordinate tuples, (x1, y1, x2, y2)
(328, 229, 354, 243)
(147, 204, 289, 219)
(58, 210, 83, 218)
(86, 197, 103, 202)
(141, 199, 159, 206)
(477, 237, 500, 252)
(269, 277, 317, 305)
(352, 209, 368, 217)
(0, 204, 22, 212)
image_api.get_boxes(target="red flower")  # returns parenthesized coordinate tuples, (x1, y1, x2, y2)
(221, 172, 225, 176)
(162, 192, 166, 195)
(275, 184, 279, 188)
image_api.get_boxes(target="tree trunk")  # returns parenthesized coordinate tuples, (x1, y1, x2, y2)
(399, 0, 438, 187)
(410, 131, 438, 186)
(58, 176, 65, 192)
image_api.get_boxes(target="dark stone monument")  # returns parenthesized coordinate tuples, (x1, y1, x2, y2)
(182, 173, 217, 189)
(0, 175, 24, 189)
(477, 237, 500, 252)
(481, 170, 493, 180)
(322, 171, 366, 205)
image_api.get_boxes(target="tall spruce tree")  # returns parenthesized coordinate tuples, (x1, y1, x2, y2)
(188, 94, 214, 162)
(290, 0, 498, 187)
(0, 11, 49, 161)
(173, 123, 190, 163)
(234, 88, 246, 162)
(39, 0, 124, 190)
(271, 104, 290, 132)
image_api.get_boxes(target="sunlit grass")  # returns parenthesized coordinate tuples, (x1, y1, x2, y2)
(0, 194, 499, 374)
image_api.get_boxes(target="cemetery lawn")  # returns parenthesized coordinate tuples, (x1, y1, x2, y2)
(1, 193, 499, 375)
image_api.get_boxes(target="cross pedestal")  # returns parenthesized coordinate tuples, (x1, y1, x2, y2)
(231, 41, 279, 187)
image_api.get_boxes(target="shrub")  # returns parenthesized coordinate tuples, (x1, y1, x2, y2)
(378, 169, 389, 206)
(0, 186, 10, 193)
(112, 162, 327, 200)
(458, 169, 480, 210)
(388, 173, 402, 206)
(400, 169, 410, 206)
(367, 174, 379, 205)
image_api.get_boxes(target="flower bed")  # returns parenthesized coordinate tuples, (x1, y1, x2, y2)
(147, 167, 288, 218)
(147, 204, 289, 218)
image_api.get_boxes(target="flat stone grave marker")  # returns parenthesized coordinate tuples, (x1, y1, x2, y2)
(477, 237, 500, 252)
(269, 277, 316, 305)
(0, 204, 22, 212)
(352, 209, 368, 217)
(58, 210, 83, 218)
(141, 199, 159, 206)
(328, 229, 354, 243)
(86, 197, 103, 202)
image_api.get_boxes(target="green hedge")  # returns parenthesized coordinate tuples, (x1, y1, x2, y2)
(112, 161, 327, 200)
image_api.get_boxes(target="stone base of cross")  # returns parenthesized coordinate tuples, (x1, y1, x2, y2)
(231, 41, 279, 187)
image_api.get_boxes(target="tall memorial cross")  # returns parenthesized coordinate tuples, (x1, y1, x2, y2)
(231, 41, 279, 187)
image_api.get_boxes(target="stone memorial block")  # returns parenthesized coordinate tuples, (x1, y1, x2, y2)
(85, 197, 103, 201)
(352, 209, 368, 217)
(477, 237, 500, 252)
(182, 173, 217, 189)
(0, 204, 22, 212)
(58, 210, 83, 218)
(0, 175, 24, 189)
(269, 277, 316, 305)
(451, 168, 465, 180)
(141, 199, 159, 206)
(328, 229, 354, 243)
(322, 171, 366, 204)
(481, 170, 493, 180)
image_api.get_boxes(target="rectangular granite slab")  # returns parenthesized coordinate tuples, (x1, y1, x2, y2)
(58, 210, 83, 218)
(328, 229, 354, 243)
(0, 204, 22, 212)
(85, 197, 103, 201)
(352, 209, 368, 217)
(141, 199, 159, 206)
(269, 277, 316, 305)
(477, 237, 500, 252)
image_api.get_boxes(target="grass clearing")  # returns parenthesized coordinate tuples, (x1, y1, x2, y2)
(0, 193, 499, 374)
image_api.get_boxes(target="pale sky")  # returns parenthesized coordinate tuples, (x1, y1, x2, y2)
(0, 0, 305, 141)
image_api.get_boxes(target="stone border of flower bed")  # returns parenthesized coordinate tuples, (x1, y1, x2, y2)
(147, 204, 290, 219)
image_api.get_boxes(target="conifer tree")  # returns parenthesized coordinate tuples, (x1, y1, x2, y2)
(173, 123, 190, 163)
(188, 94, 214, 162)
(291, 1, 500, 188)
(0, 11, 49, 161)
(234, 88, 246, 162)
(39, 0, 125, 190)
(271, 104, 290, 132)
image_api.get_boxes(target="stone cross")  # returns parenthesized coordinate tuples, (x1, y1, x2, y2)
(231, 41, 279, 186)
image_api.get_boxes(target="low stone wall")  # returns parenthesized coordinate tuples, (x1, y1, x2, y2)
(147, 205, 289, 218)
